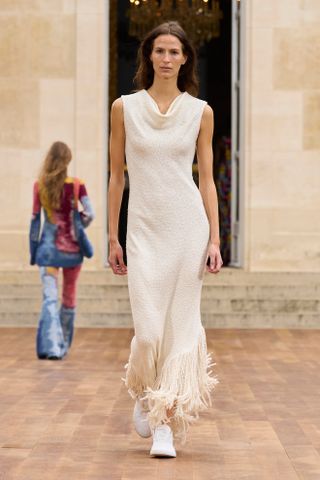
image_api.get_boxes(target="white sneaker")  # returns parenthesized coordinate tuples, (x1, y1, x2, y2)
(150, 424, 176, 458)
(133, 398, 152, 438)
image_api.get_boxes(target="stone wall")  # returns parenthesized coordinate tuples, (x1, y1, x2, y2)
(0, 0, 107, 269)
(1, 0, 319, 273)
(244, 0, 320, 271)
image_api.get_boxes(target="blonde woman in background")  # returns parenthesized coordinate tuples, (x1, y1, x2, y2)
(29, 141, 94, 360)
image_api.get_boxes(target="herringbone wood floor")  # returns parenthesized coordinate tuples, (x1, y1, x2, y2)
(1, 328, 320, 480)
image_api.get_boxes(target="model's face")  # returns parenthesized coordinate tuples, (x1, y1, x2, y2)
(150, 34, 187, 80)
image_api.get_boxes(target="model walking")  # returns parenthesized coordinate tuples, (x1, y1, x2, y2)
(108, 22, 222, 457)
(29, 141, 94, 360)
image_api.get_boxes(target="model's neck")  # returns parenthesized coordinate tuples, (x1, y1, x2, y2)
(148, 76, 181, 98)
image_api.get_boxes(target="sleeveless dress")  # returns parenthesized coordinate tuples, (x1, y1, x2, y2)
(121, 89, 218, 442)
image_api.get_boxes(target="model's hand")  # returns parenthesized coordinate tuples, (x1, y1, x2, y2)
(108, 240, 127, 275)
(205, 242, 223, 274)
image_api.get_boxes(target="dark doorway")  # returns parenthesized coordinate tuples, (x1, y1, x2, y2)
(110, 0, 232, 265)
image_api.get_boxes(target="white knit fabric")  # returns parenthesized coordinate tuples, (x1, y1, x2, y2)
(121, 89, 218, 442)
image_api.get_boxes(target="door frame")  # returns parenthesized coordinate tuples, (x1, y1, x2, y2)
(105, 0, 246, 267)
(103, 0, 110, 266)
(230, 0, 246, 267)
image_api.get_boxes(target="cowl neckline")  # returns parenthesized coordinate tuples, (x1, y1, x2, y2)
(142, 89, 188, 118)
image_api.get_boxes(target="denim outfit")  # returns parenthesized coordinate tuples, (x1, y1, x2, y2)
(29, 177, 94, 359)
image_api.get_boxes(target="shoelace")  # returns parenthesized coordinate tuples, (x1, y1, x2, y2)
(154, 425, 171, 441)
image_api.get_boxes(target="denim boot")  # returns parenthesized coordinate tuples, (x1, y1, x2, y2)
(37, 268, 66, 359)
(60, 305, 76, 351)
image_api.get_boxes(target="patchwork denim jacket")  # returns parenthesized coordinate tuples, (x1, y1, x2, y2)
(29, 177, 94, 268)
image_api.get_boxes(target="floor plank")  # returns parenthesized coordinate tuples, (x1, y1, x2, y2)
(0, 328, 320, 479)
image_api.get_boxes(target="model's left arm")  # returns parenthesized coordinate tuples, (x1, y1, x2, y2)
(197, 104, 223, 274)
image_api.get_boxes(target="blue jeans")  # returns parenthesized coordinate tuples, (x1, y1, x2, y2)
(36, 266, 80, 359)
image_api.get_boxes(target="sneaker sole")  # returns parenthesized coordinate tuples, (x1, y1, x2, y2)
(150, 448, 176, 458)
(134, 427, 152, 438)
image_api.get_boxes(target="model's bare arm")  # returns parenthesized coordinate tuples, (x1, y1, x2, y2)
(197, 105, 223, 273)
(108, 98, 127, 274)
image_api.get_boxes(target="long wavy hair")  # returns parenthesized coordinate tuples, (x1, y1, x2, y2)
(134, 21, 199, 96)
(38, 141, 72, 210)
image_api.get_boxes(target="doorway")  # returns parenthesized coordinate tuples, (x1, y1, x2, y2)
(108, 0, 243, 267)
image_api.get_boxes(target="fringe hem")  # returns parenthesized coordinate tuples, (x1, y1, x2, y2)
(123, 327, 218, 444)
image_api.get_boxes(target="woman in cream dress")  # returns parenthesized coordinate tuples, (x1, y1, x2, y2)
(108, 21, 223, 457)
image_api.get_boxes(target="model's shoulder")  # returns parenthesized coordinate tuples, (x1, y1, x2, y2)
(202, 104, 213, 118)
(111, 97, 124, 113)
(185, 92, 207, 105)
(199, 104, 214, 132)
(122, 90, 144, 98)
(112, 91, 144, 112)
(121, 90, 144, 103)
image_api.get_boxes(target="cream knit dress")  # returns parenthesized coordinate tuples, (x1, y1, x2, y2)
(122, 89, 218, 442)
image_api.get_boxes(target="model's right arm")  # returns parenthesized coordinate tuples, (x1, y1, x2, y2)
(108, 98, 127, 275)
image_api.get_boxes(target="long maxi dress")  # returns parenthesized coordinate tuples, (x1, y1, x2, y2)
(121, 89, 218, 442)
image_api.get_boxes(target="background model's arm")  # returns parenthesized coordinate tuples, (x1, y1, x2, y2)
(108, 98, 127, 275)
(197, 105, 223, 273)
(78, 181, 95, 228)
(29, 181, 41, 266)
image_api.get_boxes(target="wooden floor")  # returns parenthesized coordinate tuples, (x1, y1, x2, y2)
(1, 328, 320, 480)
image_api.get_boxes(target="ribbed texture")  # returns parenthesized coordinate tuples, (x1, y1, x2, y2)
(121, 89, 218, 442)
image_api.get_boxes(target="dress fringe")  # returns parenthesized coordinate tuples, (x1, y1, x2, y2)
(123, 328, 218, 443)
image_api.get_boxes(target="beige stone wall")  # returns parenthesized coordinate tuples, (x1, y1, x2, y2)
(0, 0, 107, 270)
(244, 0, 320, 271)
(1, 0, 319, 273)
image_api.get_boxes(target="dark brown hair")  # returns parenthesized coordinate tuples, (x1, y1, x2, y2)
(38, 141, 72, 210)
(134, 21, 199, 96)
